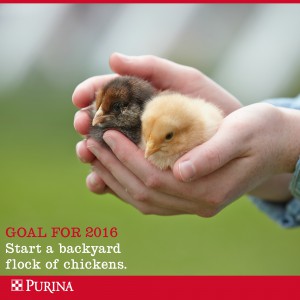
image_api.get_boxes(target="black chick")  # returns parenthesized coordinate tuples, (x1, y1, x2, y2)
(89, 76, 157, 144)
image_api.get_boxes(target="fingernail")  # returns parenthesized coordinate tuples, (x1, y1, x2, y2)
(178, 161, 196, 182)
(75, 141, 81, 153)
(103, 133, 115, 150)
(73, 111, 80, 127)
(87, 172, 99, 187)
(76, 141, 88, 163)
(114, 52, 132, 62)
(87, 140, 101, 157)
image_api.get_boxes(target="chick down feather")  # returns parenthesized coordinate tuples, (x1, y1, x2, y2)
(141, 92, 224, 170)
(89, 76, 156, 144)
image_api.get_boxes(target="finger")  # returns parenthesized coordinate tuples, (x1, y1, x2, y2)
(88, 137, 198, 214)
(76, 140, 95, 163)
(86, 171, 107, 194)
(92, 160, 182, 216)
(72, 74, 117, 108)
(102, 130, 192, 192)
(173, 123, 247, 182)
(109, 53, 202, 94)
(74, 109, 92, 135)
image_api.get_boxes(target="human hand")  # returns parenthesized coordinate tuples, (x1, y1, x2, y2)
(88, 102, 299, 216)
(172, 102, 300, 203)
(72, 53, 242, 193)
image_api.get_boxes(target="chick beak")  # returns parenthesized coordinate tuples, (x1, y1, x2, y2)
(145, 140, 160, 158)
(92, 108, 104, 126)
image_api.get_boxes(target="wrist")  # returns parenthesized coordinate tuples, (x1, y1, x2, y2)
(248, 174, 292, 202)
(278, 107, 300, 173)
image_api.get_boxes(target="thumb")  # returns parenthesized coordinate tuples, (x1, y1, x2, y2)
(173, 128, 244, 182)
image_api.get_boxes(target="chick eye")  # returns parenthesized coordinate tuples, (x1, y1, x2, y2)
(165, 132, 174, 141)
(111, 102, 123, 113)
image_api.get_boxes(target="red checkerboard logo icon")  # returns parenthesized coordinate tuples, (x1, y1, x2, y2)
(11, 279, 23, 292)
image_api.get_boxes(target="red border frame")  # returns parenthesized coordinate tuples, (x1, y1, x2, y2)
(1, 276, 300, 299)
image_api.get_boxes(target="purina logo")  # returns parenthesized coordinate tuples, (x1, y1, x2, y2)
(11, 279, 74, 293)
(11, 279, 24, 291)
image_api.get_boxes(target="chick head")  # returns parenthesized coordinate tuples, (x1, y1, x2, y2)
(141, 93, 213, 170)
(92, 76, 156, 130)
(142, 94, 204, 169)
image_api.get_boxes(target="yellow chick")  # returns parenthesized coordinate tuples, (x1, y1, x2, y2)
(141, 92, 224, 170)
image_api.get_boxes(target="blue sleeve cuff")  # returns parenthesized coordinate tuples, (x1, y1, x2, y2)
(250, 195, 300, 228)
(249, 95, 300, 228)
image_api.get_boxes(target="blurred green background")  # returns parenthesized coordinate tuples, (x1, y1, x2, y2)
(1, 4, 300, 275)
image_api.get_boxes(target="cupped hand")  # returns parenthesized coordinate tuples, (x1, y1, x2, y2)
(87, 102, 296, 216)
(72, 53, 242, 196)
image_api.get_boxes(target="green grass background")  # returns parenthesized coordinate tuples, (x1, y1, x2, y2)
(1, 75, 299, 275)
